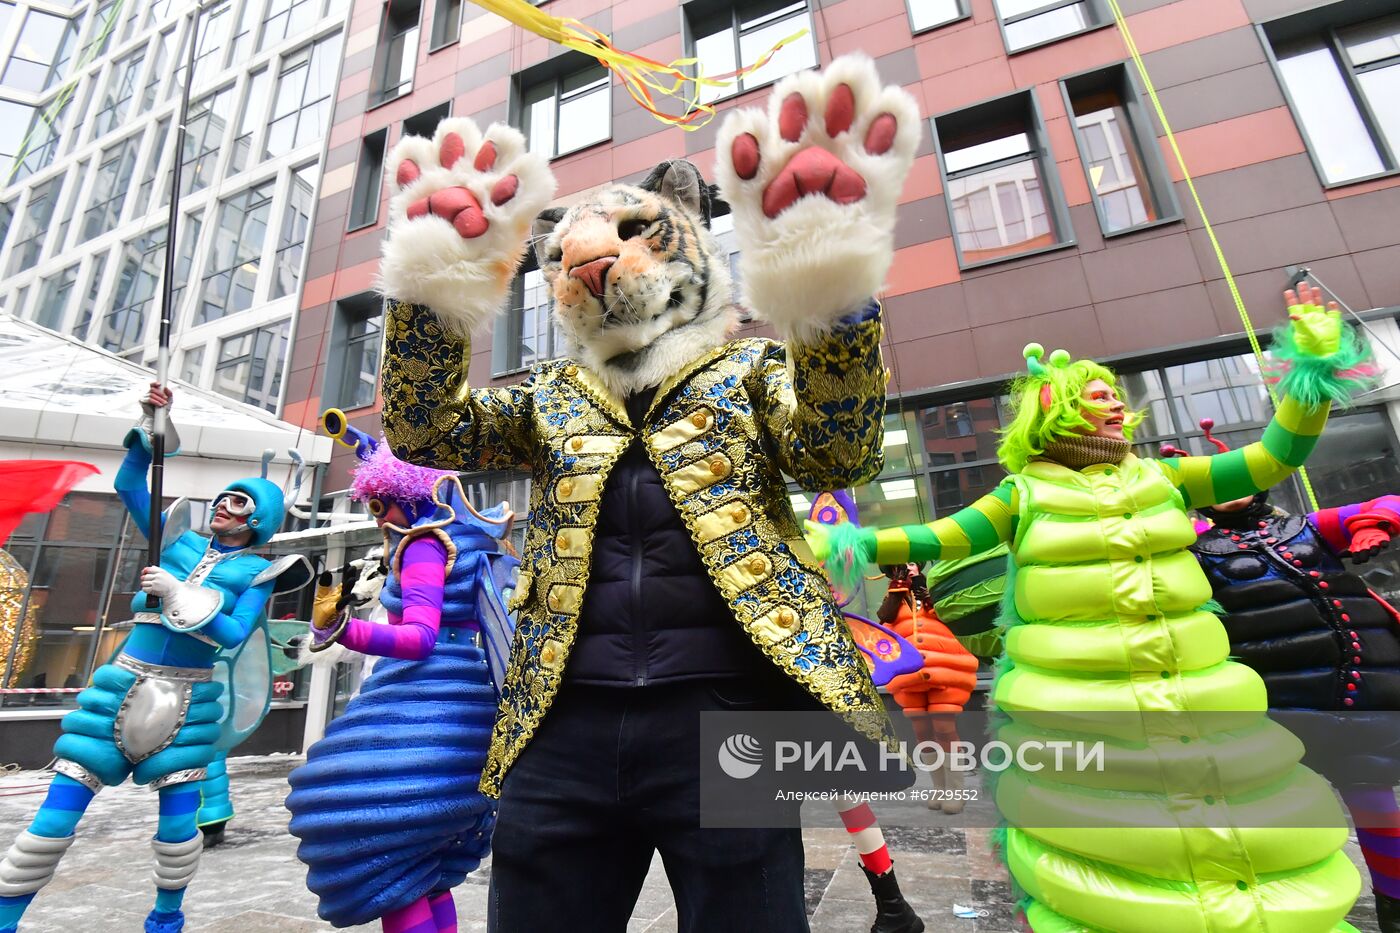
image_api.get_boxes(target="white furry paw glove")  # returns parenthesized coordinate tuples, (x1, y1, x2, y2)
(380, 118, 557, 334)
(715, 54, 919, 343)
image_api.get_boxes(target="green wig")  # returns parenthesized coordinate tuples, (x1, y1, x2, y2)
(997, 343, 1143, 473)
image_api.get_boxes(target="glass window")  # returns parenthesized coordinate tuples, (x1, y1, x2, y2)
(214, 319, 289, 411)
(908, 0, 964, 32)
(51, 160, 83, 253)
(14, 95, 71, 182)
(332, 294, 383, 410)
(227, 68, 270, 177)
(100, 226, 167, 352)
(3, 9, 79, 92)
(81, 0, 119, 60)
(7, 174, 60, 276)
(143, 28, 173, 111)
(371, 0, 420, 105)
(33, 263, 78, 330)
(521, 62, 610, 158)
(348, 128, 386, 229)
(0, 200, 12, 257)
(137, 117, 170, 205)
(229, 0, 261, 65)
(265, 32, 343, 159)
(192, 1, 233, 89)
(430, 0, 460, 49)
(14, 544, 111, 695)
(170, 209, 203, 325)
(196, 182, 274, 325)
(69, 252, 106, 340)
(180, 344, 205, 383)
(995, 0, 1100, 52)
(691, 0, 817, 104)
(175, 85, 234, 198)
(936, 94, 1063, 265)
(94, 50, 145, 139)
(1064, 67, 1174, 235)
(0, 99, 35, 183)
(272, 163, 316, 298)
(83, 133, 143, 241)
(1267, 12, 1400, 185)
(499, 267, 559, 371)
(0, 2, 14, 37)
(259, 0, 317, 52)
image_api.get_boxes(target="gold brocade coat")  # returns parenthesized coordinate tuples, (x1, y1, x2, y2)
(381, 300, 895, 796)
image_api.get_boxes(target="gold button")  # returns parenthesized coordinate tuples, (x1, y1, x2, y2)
(564, 365, 578, 376)
(570, 438, 584, 451)
(731, 506, 748, 523)
(778, 608, 798, 628)
(555, 533, 569, 552)
(541, 645, 555, 665)
(710, 457, 728, 476)
(559, 479, 574, 497)
(748, 556, 768, 575)
(691, 411, 708, 429)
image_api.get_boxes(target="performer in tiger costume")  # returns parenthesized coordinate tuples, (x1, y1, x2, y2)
(374, 55, 920, 931)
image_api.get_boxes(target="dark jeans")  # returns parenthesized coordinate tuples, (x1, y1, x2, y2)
(487, 679, 813, 933)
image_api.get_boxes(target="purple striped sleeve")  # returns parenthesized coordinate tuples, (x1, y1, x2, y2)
(1310, 495, 1400, 552)
(339, 535, 446, 660)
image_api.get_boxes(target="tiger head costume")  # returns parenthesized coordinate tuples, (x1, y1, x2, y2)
(530, 161, 737, 397)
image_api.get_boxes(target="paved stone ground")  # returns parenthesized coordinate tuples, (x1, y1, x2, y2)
(0, 755, 1383, 932)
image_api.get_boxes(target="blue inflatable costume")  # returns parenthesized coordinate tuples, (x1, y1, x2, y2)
(0, 388, 308, 933)
(285, 412, 518, 932)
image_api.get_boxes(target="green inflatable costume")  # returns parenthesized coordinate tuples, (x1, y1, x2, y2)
(812, 289, 1371, 932)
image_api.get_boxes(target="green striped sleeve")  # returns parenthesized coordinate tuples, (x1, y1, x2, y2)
(1166, 394, 1330, 510)
(871, 482, 1017, 565)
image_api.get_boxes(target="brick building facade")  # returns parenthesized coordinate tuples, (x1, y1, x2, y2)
(285, 0, 1400, 616)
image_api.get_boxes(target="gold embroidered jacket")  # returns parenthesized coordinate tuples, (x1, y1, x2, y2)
(381, 300, 894, 796)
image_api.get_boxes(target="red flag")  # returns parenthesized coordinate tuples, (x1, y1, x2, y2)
(0, 460, 100, 546)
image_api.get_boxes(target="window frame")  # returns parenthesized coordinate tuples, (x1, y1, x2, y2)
(993, 0, 1110, 55)
(429, 0, 461, 51)
(368, 0, 422, 108)
(1058, 63, 1182, 238)
(682, 0, 820, 104)
(491, 254, 561, 376)
(326, 291, 385, 411)
(931, 89, 1075, 271)
(905, 0, 970, 38)
(512, 57, 613, 160)
(347, 128, 387, 231)
(213, 319, 290, 413)
(1258, 13, 1400, 190)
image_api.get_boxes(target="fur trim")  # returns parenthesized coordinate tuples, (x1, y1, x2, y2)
(378, 117, 557, 335)
(715, 54, 919, 344)
(1265, 320, 1378, 409)
(824, 522, 875, 596)
(567, 304, 737, 398)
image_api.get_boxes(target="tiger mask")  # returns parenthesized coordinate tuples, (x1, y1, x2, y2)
(529, 160, 738, 398)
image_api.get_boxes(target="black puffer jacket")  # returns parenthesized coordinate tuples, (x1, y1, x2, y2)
(1193, 498, 1400, 712)
(565, 388, 770, 687)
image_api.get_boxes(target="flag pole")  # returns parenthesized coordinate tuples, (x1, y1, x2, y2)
(147, 0, 202, 601)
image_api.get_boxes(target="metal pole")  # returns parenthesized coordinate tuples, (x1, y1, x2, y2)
(147, 1, 202, 597)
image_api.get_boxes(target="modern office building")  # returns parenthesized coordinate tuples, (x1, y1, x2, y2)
(0, 0, 351, 414)
(288, 0, 1400, 626)
(0, 0, 348, 748)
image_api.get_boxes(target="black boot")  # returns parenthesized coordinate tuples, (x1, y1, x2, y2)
(862, 864, 925, 933)
(1377, 891, 1400, 933)
(200, 821, 228, 848)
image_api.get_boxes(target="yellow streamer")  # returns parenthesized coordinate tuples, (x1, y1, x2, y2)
(1106, 0, 1320, 509)
(469, 0, 806, 130)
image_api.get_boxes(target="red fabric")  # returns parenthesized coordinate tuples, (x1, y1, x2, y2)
(859, 846, 892, 876)
(885, 602, 979, 713)
(0, 460, 99, 546)
(837, 802, 876, 833)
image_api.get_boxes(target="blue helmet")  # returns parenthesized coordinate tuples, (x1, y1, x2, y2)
(212, 477, 286, 546)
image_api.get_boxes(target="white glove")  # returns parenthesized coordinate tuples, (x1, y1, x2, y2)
(140, 566, 180, 598)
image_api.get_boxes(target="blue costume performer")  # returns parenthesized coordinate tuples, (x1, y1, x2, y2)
(0, 384, 306, 933)
(285, 412, 517, 933)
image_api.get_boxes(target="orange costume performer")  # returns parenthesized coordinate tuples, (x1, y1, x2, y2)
(879, 564, 979, 812)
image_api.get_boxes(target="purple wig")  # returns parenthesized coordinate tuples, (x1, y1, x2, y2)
(348, 438, 452, 506)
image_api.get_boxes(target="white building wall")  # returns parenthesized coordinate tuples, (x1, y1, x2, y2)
(0, 0, 351, 416)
